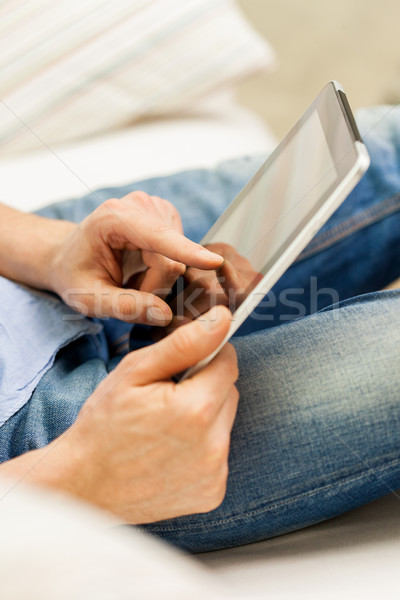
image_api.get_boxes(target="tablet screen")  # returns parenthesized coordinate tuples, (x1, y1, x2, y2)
(206, 110, 337, 275)
(190, 109, 339, 316)
(165, 109, 341, 330)
(165, 83, 369, 380)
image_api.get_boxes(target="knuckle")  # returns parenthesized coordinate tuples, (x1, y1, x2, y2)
(196, 274, 216, 290)
(151, 195, 168, 207)
(173, 261, 187, 276)
(117, 294, 135, 317)
(185, 401, 214, 430)
(127, 190, 151, 204)
(205, 436, 230, 466)
(119, 352, 136, 372)
(119, 352, 131, 368)
(160, 197, 178, 213)
(170, 328, 195, 358)
(102, 197, 121, 212)
(163, 259, 186, 278)
(223, 343, 239, 381)
(164, 201, 183, 228)
(119, 348, 144, 372)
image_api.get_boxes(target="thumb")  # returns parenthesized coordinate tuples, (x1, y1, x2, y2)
(89, 283, 173, 325)
(126, 305, 232, 384)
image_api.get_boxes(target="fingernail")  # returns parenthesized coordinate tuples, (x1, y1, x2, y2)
(198, 306, 221, 330)
(146, 306, 169, 325)
(200, 248, 224, 265)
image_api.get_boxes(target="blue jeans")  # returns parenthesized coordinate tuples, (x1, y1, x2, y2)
(1, 107, 400, 553)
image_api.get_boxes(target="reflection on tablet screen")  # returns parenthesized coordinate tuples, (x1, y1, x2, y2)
(162, 110, 338, 333)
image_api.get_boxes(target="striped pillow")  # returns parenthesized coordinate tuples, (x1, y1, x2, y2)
(0, 0, 275, 155)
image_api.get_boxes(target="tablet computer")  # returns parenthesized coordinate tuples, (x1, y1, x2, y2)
(175, 81, 370, 381)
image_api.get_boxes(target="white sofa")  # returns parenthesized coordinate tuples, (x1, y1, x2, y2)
(201, 492, 400, 599)
(0, 94, 274, 212)
(1, 96, 399, 599)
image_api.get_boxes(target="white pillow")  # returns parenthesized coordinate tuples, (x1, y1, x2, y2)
(0, 0, 275, 155)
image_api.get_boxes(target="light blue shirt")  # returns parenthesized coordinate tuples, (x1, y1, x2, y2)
(0, 277, 101, 427)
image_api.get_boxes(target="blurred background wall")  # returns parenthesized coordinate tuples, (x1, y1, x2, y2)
(237, 0, 400, 137)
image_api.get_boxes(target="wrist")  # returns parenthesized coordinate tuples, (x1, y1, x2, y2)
(0, 204, 76, 292)
(43, 220, 77, 293)
(0, 431, 83, 497)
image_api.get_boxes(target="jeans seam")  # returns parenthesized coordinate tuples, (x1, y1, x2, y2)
(296, 193, 400, 263)
(145, 456, 400, 532)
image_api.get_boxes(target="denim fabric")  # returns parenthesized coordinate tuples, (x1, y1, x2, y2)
(0, 106, 400, 552)
(143, 290, 400, 551)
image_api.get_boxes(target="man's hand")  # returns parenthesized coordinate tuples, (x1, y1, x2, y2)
(0, 306, 239, 524)
(163, 242, 263, 334)
(0, 196, 223, 326)
(50, 192, 223, 325)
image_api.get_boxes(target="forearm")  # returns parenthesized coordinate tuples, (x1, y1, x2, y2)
(0, 433, 123, 524)
(0, 203, 75, 290)
(0, 434, 84, 500)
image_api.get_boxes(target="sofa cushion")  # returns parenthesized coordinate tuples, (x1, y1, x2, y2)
(0, 0, 275, 155)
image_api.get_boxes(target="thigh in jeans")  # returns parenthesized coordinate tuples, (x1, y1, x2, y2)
(140, 290, 400, 552)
